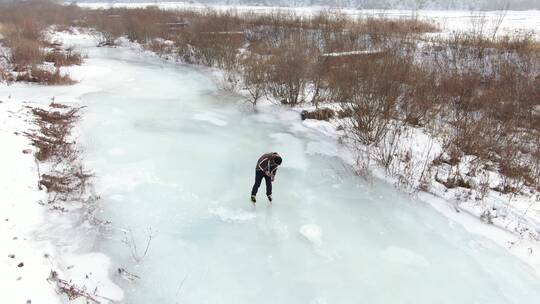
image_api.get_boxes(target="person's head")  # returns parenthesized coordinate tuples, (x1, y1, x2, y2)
(274, 155, 282, 166)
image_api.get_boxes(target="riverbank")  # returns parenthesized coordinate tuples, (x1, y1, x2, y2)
(0, 33, 123, 302)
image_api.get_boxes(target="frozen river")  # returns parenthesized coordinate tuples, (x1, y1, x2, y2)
(69, 39, 540, 303)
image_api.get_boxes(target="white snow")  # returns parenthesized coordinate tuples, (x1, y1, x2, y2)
(192, 112, 228, 126)
(76, 2, 540, 39)
(321, 50, 384, 57)
(209, 206, 258, 222)
(0, 97, 123, 304)
(0, 99, 61, 304)
(0, 30, 123, 304)
(299, 224, 323, 247)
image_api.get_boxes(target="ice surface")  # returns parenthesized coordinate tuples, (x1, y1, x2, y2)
(71, 39, 540, 304)
(0, 34, 503, 303)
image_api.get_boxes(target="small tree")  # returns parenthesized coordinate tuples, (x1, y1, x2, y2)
(241, 53, 269, 107)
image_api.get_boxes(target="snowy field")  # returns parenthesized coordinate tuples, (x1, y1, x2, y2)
(76, 2, 540, 38)
(0, 33, 125, 304)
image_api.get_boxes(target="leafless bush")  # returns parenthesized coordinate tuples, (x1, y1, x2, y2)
(301, 108, 335, 121)
(240, 52, 269, 106)
(17, 67, 75, 85)
(0, 1, 83, 84)
(48, 270, 103, 304)
(121, 228, 154, 264)
(374, 122, 403, 174)
(0, 63, 13, 82)
(44, 46, 83, 67)
(8, 38, 44, 70)
(264, 34, 313, 105)
(25, 103, 94, 206)
(26, 105, 81, 161)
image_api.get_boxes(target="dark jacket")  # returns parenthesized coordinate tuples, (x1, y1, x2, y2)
(255, 152, 280, 177)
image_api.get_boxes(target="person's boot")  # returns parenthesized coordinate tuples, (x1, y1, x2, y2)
(251, 195, 256, 203)
(267, 195, 272, 202)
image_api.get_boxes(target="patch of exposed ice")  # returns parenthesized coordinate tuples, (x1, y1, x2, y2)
(108, 147, 126, 156)
(97, 160, 161, 192)
(381, 246, 430, 267)
(192, 112, 228, 126)
(209, 206, 257, 223)
(306, 140, 339, 157)
(269, 133, 309, 171)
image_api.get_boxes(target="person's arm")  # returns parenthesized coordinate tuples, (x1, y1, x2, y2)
(258, 156, 271, 176)
(271, 167, 278, 181)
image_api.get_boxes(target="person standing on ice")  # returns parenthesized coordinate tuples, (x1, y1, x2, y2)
(251, 152, 282, 203)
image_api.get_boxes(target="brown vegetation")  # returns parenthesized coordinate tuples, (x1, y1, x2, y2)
(0, 1, 82, 84)
(25, 103, 93, 205)
(301, 108, 336, 121)
(16, 67, 75, 85)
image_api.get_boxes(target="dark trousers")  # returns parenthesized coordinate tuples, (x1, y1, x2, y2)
(251, 170, 272, 196)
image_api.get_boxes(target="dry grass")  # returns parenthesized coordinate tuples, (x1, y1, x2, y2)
(301, 108, 336, 121)
(25, 103, 94, 205)
(0, 1, 81, 84)
(26, 105, 81, 161)
(44, 47, 83, 67)
(17, 68, 75, 85)
(7, 38, 44, 70)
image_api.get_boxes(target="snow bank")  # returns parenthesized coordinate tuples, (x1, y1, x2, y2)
(0, 97, 124, 303)
(193, 112, 228, 126)
(209, 206, 258, 222)
(0, 99, 61, 304)
(0, 30, 124, 303)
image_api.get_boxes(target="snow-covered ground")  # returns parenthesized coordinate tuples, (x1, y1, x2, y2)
(0, 32, 123, 304)
(76, 2, 540, 39)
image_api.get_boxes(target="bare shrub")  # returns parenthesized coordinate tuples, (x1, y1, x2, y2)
(48, 270, 103, 304)
(44, 46, 83, 67)
(121, 228, 154, 264)
(25, 104, 81, 161)
(25, 103, 95, 206)
(240, 52, 269, 106)
(0, 63, 13, 83)
(301, 108, 336, 121)
(0, 1, 84, 84)
(17, 68, 75, 85)
(8, 38, 44, 70)
(265, 34, 313, 105)
(374, 122, 403, 174)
